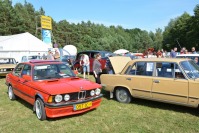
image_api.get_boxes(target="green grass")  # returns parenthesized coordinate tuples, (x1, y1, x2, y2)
(1, 75, 199, 133)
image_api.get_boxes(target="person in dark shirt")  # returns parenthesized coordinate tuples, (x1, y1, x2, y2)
(93, 53, 102, 84)
(170, 47, 177, 58)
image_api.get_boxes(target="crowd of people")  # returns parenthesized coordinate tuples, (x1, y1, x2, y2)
(145, 46, 198, 58)
(170, 46, 197, 58)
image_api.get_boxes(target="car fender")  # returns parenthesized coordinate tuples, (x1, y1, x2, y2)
(113, 85, 133, 97)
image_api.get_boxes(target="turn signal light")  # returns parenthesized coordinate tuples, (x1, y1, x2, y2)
(47, 96, 53, 103)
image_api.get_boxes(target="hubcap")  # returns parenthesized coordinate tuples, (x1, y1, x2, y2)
(8, 86, 13, 99)
(118, 90, 127, 101)
(35, 100, 42, 119)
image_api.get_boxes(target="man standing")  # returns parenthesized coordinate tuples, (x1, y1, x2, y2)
(80, 54, 90, 79)
(47, 50, 54, 60)
(54, 49, 60, 61)
(191, 47, 197, 54)
(170, 47, 177, 58)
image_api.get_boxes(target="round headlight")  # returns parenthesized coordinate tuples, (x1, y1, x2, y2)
(95, 88, 101, 95)
(55, 95, 63, 103)
(90, 90, 95, 96)
(64, 94, 70, 101)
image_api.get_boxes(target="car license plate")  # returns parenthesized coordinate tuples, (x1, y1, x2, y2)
(74, 101, 92, 111)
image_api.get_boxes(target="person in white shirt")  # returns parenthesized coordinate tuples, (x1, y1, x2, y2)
(80, 54, 90, 79)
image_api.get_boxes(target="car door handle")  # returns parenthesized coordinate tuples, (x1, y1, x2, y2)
(153, 80, 160, 83)
(126, 78, 131, 81)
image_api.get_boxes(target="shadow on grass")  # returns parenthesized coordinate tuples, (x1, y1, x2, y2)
(0, 76, 6, 79)
(132, 98, 199, 116)
(101, 89, 199, 117)
(14, 96, 33, 111)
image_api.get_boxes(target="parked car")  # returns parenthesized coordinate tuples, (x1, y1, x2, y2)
(6, 60, 103, 120)
(73, 50, 112, 73)
(101, 57, 199, 110)
(176, 54, 199, 65)
(0, 57, 17, 76)
(21, 55, 42, 62)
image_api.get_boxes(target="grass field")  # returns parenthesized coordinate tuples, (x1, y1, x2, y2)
(1, 75, 199, 133)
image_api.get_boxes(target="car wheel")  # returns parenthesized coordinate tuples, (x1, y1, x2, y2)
(35, 98, 46, 120)
(115, 88, 132, 103)
(8, 85, 16, 100)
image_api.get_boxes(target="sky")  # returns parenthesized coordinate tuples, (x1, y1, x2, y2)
(12, 0, 199, 32)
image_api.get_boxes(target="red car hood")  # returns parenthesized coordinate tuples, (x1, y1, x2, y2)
(32, 78, 101, 95)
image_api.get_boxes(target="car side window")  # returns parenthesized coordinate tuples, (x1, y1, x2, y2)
(127, 62, 154, 76)
(13, 64, 24, 77)
(21, 64, 31, 76)
(155, 62, 174, 78)
(174, 64, 185, 79)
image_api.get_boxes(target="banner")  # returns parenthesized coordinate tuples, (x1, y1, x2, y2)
(41, 15, 52, 30)
(42, 29, 52, 47)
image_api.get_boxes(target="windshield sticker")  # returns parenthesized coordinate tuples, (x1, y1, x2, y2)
(146, 63, 153, 72)
(34, 65, 49, 70)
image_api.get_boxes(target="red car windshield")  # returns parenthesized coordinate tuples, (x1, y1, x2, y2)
(33, 63, 75, 80)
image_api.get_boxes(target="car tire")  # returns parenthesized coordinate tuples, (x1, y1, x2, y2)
(115, 88, 132, 103)
(35, 98, 46, 120)
(8, 85, 16, 100)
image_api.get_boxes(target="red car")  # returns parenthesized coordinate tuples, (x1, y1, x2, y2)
(6, 60, 103, 120)
(73, 50, 112, 73)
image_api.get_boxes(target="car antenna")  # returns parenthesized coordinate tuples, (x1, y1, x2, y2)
(175, 38, 181, 49)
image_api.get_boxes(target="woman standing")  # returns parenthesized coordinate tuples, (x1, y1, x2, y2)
(93, 53, 102, 84)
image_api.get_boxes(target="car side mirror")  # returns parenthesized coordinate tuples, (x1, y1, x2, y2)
(22, 75, 31, 81)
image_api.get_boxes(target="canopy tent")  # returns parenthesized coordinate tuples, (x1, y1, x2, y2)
(0, 32, 52, 51)
(113, 49, 129, 54)
(0, 32, 52, 62)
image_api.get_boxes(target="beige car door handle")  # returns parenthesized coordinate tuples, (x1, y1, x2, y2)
(153, 80, 160, 83)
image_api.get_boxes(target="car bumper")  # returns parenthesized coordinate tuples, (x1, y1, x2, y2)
(44, 94, 103, 118)
(0, 72, 10, 76)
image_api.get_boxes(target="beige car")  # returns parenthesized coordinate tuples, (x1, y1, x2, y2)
(0, 58, 17, 76)
(101, 57, 199, 108)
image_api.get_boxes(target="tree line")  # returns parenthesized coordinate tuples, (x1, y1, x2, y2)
(0, 0, 199, 53)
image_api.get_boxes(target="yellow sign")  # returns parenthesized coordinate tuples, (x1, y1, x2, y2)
(41, 15, 52, 30)
(74, 101, 92, 110)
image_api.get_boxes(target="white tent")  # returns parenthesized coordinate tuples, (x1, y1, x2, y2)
(0, 32, 52, 51)
(0, 32, 52, 62)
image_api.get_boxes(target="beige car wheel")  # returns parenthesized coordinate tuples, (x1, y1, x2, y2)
(115, 88, 132, 103)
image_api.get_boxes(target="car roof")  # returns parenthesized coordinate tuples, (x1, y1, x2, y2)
(21, 60, 61, 65)
(128, 58, 191, 63)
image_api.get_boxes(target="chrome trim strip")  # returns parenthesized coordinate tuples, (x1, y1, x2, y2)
(152, 91, 187, 98)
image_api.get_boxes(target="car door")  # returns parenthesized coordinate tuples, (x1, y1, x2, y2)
(17, 64, 35, 104)
(10, 63, 25, 98)
(152, 62, 188, 104)
(126, 61, 154, 98)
